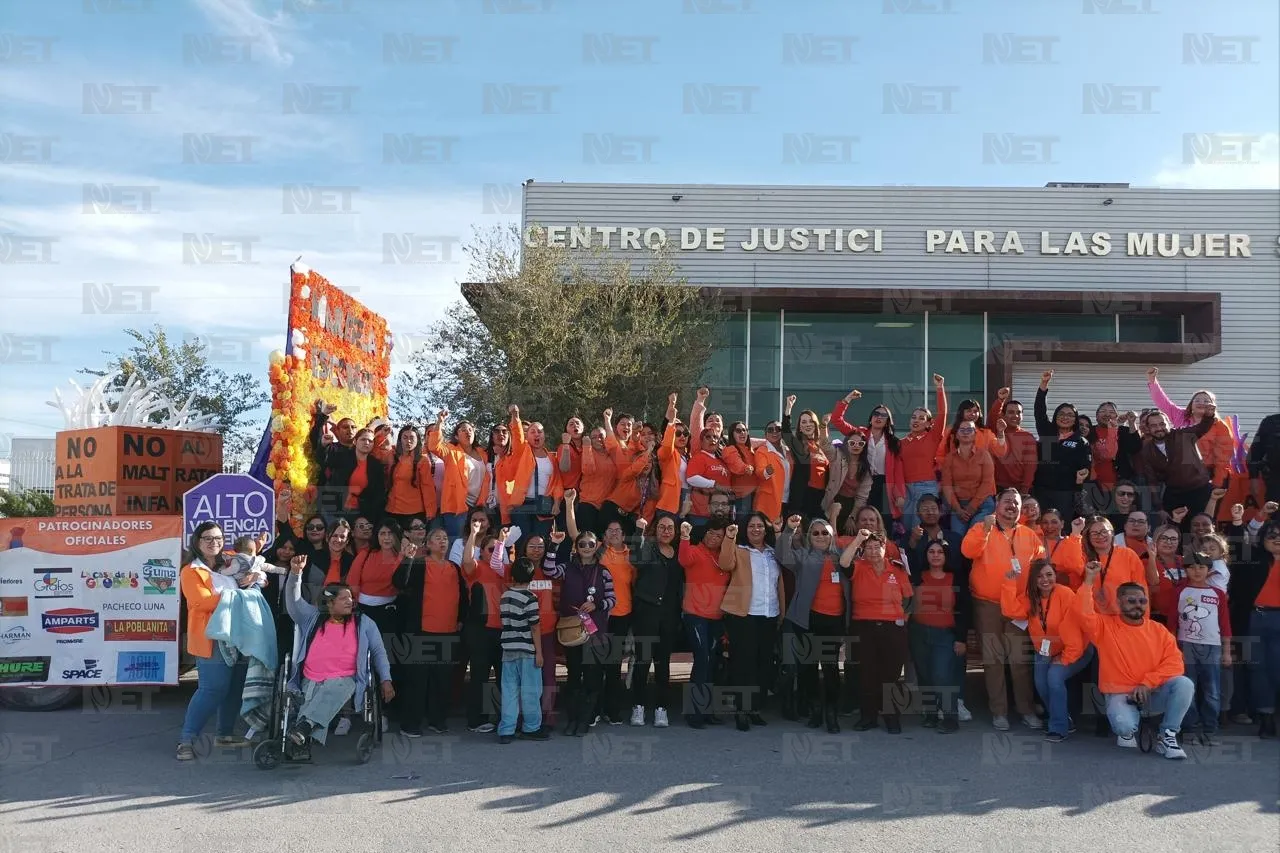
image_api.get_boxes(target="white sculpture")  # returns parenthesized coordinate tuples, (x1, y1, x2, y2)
(47, 371, 220, 432)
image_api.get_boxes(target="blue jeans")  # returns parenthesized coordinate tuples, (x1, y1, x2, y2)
(1033, 645, 1095, 736)
(1104, 675, 1195, 736)
(441, 512, 466, 540)
(509, 503, 553, 552)
(1249, 608, 1280, 714)
(908, 623, 964, 716)
(180, 654, 249, 743)
(683, 614, 723, 717)
(498, 655, 543, 736)
(733, 495, 753, 521)
(903, 480, 939, 534)
(949, 496, 995, 538)
(1181, 642, 1222, 734)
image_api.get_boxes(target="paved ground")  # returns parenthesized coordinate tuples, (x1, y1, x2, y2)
(1, 679, 1277, 853)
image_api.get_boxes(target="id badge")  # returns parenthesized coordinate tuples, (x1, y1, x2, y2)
(529, 580, 551, 591)
(1039, 638, 1051, 656)
(830, 571, 841, 584)
(1010, 558, 1022, 575)
(894, 618, 905, 627)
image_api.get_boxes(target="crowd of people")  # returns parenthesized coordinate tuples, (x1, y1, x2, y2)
(176, 367, 1280, 762)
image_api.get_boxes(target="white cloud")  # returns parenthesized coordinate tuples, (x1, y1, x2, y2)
(1150, 132, 1280, 189)
(192, 0, 296, 67)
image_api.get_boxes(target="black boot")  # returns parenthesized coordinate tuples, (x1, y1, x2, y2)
(938, 713, 959, 734)
(806, 706, 824, 729)
(1259, 712, 1277, 739)
(735, 713, 751, 732)
(885, 714, 902, 734)
(779, 667, 799, 721)
(824, 704, 840, 734)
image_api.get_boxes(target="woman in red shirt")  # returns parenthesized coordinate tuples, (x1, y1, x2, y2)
(723, 422, 758, 520)
(908, 539, 970, 733)
(342, 428, 387, 526)
(1149, 524, 1185, 627)
(679, 517, 731, 729)
(392, 527, 465, 737)
(839, 529, 913, 733)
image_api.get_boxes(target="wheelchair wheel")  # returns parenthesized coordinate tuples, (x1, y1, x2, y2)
(1138, 722, 1155, 753)
(254, 740, 283, 770)
(356, 732, 375, 764)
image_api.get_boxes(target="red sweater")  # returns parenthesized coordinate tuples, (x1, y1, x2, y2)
(988, 400, 1038, 494)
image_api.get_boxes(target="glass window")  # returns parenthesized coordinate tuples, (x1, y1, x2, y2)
(988, 313, 1115, 345)
(1119, 315, 1181, 343)
(927, 313, 985, 414)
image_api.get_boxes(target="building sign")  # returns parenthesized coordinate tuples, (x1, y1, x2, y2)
(525, 226, 1266, 258)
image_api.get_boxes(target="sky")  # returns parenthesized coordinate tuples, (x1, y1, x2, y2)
(1, 0, 1277, 455)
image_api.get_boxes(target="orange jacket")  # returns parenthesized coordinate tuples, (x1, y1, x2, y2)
(498, 414, 564, 515)
(722, 442, 757, 499)
(961, 522, 1046, 604)
(656, 423, 686, 514)
(385, 454, 438, 518)
(1000, 580, 1087, 665)
(579, 443, 617, 508)
(604, 435, 652, 513)
(428, 425, 489, 515)
(180, 560, 222, 659)
(1076, 583, 1184, 694)
(753, 442, 791, 522)
(1056, 545, 1147, 615)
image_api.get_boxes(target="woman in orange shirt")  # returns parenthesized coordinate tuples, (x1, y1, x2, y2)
(428, 412, 490, 540)
(938, 399, 1007, 468)
(1000, 557, 1092, 742)
(602, 408, 653, 536)
(594, 519, 636, 725)
(385, 425, 437, 529)
(898, 375, 949, 531)
(578, 426, 617, 537)
(839, 529, 913, 734)
(342, 429, 387, 526)
(392, 527, 465, 737)
(1038, 509, 1084, 588)
(1059, 516, 1148, 614)
(679, 516, 732, 729)
(723, 421, 758, 519)
(941, 421, 996, 537)
(656, 414, 691, 522)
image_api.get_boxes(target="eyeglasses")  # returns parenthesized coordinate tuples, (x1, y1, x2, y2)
(1126, 519, 1147, 525)
(410, 524, 427, 531)
(199, 535, 224, 544)
(1088, 529, 1112, 537)
(810, 530, 831, 537)
(1116, 491, 1136, 498)
(1156, 535, 1179, 543)
(1265, 532, 1280, 542)
(957, 427, 976, 434)
(765, 426, 781, 433)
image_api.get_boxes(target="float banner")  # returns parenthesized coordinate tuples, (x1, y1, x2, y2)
(267, 267, 390, 533)
(0, 517, 182, 687)
(182, 473, 275, 548)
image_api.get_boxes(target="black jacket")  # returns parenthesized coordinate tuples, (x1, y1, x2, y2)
(1032, 389, 1093, 492)
(310, 413, 388, 519)
(632, 535, 684, 614)
(1248, 414, 1280, 491)
(392, 555, 468, 636)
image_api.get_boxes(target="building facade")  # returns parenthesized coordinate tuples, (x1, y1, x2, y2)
(520, 182, 1280, 434)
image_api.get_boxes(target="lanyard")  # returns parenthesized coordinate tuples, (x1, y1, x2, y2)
(1038, 588, 1054, 634)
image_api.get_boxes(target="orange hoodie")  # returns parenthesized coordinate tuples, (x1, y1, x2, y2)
(428, 425, 489, 515)
(961, 521, 1045, 604)
(1001, 580, 1086, 665)
(498, 414, 564, 516)
(1056, 545, 1147, 615)
(579, 443, 617, 508)
(1041, 534, 1084, 589)
(1076, 583, 1184, 694)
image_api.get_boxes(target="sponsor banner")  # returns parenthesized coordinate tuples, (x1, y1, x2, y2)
(0, 517, 181, 687)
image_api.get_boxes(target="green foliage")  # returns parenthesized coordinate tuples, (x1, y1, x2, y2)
(0, 488, 55, 518)
(81, 325, 269, 467)
(394, 225, 725, 432)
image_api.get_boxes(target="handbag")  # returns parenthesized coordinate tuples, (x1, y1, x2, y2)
(531, 460, 555, 516)
(556, 615, 589, 647)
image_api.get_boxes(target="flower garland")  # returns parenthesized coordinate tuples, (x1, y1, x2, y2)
(266, 268, 390, 534)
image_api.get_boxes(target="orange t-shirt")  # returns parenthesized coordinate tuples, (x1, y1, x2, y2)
(809, 557, 846, 616)
(685, 450, 731, 516)
(1257, 557, 1280, 608)
(347, 548, 400, 598)
(385, 456, 435, 517)
(679, 540, 729, 619)
(579, 445, 617, 508)
(420, 558, 461, 634)
(530, 565, 558, 636)
(559, 442, 583, 491)
(851, 559, 912, 622)
(601, 546, 634, 617)
(345, 458, 368, 509)
(913, 571, 956, 629)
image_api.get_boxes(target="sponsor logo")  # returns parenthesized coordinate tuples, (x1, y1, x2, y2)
(0, 596, 29, 616)
(41, 607, 100, 634)
(100, 600, 167, 612)
(142, 559, 178, 595)
(116, 650, 165, 683)
(0, 575, 23, 587)
(33, 567, 75, 598)
(62, 657, 103, 679)
(81, 570, 140, 590)
(0, 624, 31, 644)
(56, 638, 85, 645)
(103, 619, 177, 641)
(0, 655, 51, 683)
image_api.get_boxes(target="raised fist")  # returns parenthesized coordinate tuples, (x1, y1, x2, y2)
(1210, 488, 1227, 501)
(696, 387, 710, 401)
(932, 374, 944, 387)
(726, 524, 739, 540)
(1040, 370, 1054, 385)
(563, 488, 577, 503)
(786, 515, 803, 530)
(680, 521, 693, 539)
(1146, 367, 1158, 382)
(1170, 507, 1189, 523)
(996, 387, 1011, 400)
(1071, 517, 1086, 536)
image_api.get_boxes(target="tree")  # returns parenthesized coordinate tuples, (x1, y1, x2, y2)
(82, 325, 269, 469)
(0, 488, 55, 518)
(394, 225, 726, 432)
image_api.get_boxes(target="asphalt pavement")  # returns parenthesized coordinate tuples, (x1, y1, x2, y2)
(1, 683, 1277, 853)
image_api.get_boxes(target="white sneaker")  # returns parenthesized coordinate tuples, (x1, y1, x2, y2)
(992, 715, 1010, 731)
(589, 715, 601, 728)
(333, 717, 352, 737)
(1022, 714, 1044, 730)
(630, 705, 646, 727)
(1116, 733, 1138, 749)
(958, 700, 973, 722)
(654, 708, 670, 728)
(1155, 730, 1186, 760)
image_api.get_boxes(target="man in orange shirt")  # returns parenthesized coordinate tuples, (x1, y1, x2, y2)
(1078, 565, 1192, 759)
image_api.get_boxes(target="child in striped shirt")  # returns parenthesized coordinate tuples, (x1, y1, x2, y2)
(498, 558, 548, 743)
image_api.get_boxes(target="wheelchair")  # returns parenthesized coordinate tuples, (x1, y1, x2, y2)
(252, 644, 383, 770)
(1126, 697, 1159, 753)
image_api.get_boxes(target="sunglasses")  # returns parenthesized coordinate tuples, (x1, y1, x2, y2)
(734, 427, 748, 433)
(810, 530, 831, 537)
(957, 428, 976, 434)
(306, 524, 326, 531)
(765, 426, 782, 433)
(871, 411, 889, 418)
(1116, 491, 1136, 498)
(1265, 532, 1280, 542)
(675, 431, 689, 437)
(577, 540, 598, 549)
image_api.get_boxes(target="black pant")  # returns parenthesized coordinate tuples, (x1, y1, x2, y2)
(599, 501, 636, 537)
(360, 602, 401, 718)
(786, 613, 844, 711)
(600, 613, 632, 720)
(398, 633, 460, 731)
(853, 620, 908, 722)
(575, 502, 603, 537)
(786, 486, 826, 524)
(723, 613, 779, 715)
(1161, 483, 1213, 520)
(564, 637, 606, 723)
(463, 624, 501, 727)
(1035, 487, 1079, 525)
(868, 474, 888, 519)
(631, 601, 679, 711)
